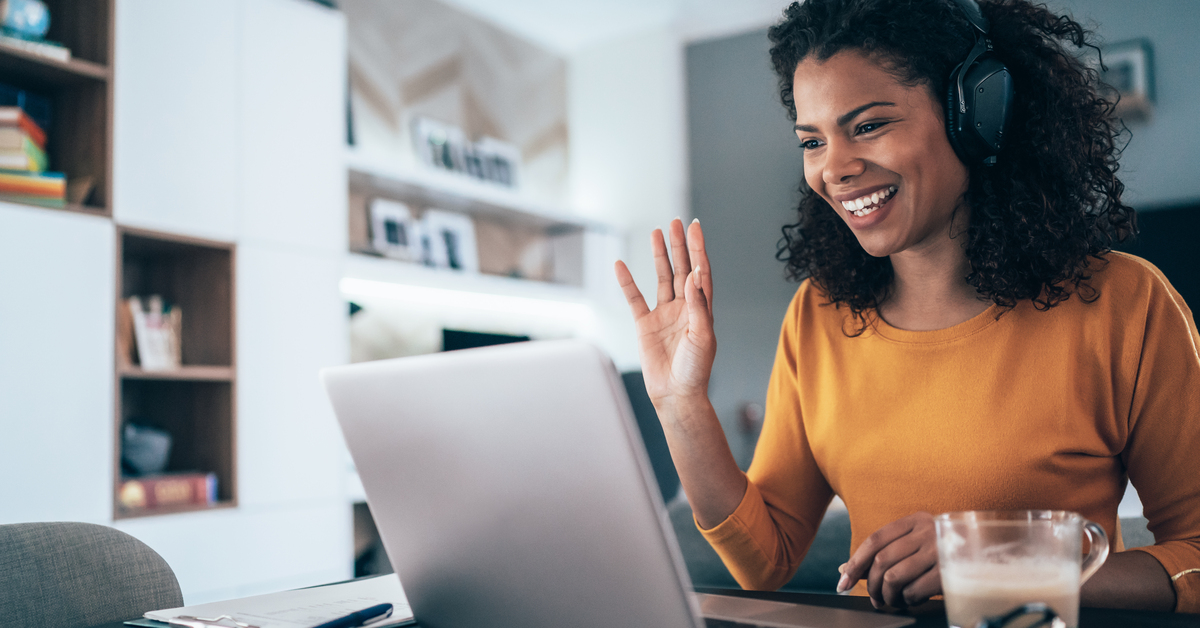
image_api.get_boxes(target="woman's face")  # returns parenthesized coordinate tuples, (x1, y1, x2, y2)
(793, 50, 969, 259)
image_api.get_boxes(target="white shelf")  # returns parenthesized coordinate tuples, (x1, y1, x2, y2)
(342, 252, 588, 303)
(346, 147, 611, 233)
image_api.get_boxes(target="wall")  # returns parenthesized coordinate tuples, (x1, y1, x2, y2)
(686, 29, 799, 466)
(1049, 0, 1200, 209)
(568, 26, 689, 371)
(685, 0, 1200, 470)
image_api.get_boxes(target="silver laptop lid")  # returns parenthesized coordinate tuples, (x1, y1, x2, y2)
(322, 340, 703, 628)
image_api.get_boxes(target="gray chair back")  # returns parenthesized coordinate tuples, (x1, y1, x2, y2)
(0, 521, 183, 628)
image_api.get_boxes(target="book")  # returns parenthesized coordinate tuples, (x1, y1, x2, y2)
(0, 33, 70, 62)
(0, 191, 63, 207)
(0, 86, 52, 136)
(118, 472, 217, 512)
(0, 120, 43, 149)
(128, 295, 182, 371)
(0, 134, 45, 170)
(0, 168, 64, 196)
(0, 105, 47, 147)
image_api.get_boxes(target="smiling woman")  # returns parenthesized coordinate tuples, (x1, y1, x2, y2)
(614, 0, 1200, 619)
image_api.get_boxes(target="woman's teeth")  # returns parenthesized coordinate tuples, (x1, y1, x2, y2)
(842, 185, 898, 217)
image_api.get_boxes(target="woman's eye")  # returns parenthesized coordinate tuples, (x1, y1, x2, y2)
(799, 139, 823, 150)
(857, 121, 888, 134)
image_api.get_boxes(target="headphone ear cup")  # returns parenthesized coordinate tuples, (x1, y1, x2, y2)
(946, 54, 1014, 165)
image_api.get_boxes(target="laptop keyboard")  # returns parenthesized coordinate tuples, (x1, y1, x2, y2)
(704, 618, 766, 628)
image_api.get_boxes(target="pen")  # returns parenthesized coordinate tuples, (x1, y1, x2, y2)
(311, 603, 394, 628)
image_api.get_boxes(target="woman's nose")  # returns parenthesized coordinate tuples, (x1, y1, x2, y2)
(822, 139, 866, 185)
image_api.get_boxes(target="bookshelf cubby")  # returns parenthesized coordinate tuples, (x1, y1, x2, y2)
(0, 0, 113, 215)
(115, 227, 237, 519)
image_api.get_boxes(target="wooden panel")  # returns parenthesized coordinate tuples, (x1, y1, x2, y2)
(43, 0, 112, 65)
(53, 80, 109, 209)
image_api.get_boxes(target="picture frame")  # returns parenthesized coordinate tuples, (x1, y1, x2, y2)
(1098, 39, 1154, 122)
(421, 209, 479, 273)
(369, 197, 421, 261)
(411, 116, 521, 188)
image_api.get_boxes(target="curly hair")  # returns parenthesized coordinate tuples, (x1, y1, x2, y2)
(769, 0, 1134, 331)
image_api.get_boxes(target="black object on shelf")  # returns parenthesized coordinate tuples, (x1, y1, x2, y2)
(441, 329, 529, 352)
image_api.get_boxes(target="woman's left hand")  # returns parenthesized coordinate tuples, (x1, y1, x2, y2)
(838, 511, 942, 609)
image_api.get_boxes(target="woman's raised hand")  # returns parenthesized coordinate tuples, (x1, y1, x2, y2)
(614, 218, 715, 415)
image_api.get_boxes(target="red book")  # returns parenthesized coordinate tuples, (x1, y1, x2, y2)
(0, 106, 46, 149)
(118, 472, 218, 512)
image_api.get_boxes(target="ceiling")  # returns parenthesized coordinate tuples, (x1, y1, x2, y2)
(437, 0, 796, 54)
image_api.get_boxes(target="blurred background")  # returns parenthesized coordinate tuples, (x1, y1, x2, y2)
(0, 0, 1194, 604)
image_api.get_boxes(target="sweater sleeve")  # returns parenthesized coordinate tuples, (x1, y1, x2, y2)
(1120, 262, 1200, 612)
(698, 287, 834, 590)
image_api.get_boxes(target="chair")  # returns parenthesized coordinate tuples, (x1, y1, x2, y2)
(0, 521, 183, 628)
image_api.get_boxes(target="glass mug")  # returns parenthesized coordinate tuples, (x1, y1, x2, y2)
(935, 511, 1110, 628)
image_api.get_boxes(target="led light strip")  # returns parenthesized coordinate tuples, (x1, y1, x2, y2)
(339, 277, 592, 321)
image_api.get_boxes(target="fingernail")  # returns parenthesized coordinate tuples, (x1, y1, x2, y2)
(692, 218, 699, 224)
(837, 563, 847, 575)
(836, 574, 849, 593)
(693, 266, 701, 287)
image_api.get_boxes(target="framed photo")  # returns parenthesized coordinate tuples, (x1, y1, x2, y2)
(411, 116, 521, 188)
(421, 209, 479, 272)
(369, 198, 421, 261)
(1099, 39, 1154, 122)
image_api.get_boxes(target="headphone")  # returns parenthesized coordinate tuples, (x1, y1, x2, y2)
(944, 0, 1014, 166)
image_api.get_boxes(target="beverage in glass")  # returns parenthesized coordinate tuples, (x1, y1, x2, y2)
(935, 510, 1108, 628)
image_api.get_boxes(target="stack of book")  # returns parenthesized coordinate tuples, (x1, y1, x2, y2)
(0, 103, 64, 208)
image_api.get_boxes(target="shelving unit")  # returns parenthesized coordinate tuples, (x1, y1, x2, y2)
(114, 227, 237, 519)
(0, 0, 114, 215)
(347, 148, 604, 289)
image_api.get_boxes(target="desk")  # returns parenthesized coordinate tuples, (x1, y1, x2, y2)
(87, 587, 1198, 628)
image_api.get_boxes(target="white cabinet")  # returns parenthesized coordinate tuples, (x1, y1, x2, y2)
(0, 204, 115, 523)
(239, 0, 348, 253)
(237, 244, 348, 507)
(113, 0, 241, 240)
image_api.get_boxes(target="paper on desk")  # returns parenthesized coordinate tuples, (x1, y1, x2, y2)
(144, 574, 413, 628)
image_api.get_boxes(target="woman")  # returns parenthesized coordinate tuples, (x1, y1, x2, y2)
(614, 0, 1199, 614)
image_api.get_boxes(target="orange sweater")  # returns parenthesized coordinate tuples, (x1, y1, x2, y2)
(699, 252, 1200, 612)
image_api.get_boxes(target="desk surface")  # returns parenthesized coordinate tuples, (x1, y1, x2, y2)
(91, 587, 1199, 628)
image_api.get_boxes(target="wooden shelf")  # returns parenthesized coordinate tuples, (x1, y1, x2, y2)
(115, 228, 237, 520)
(120, 365, 235, 382)
(115, 501, 237, 521)
(0, 0, 114, 216)
(0, 44, 109, 85)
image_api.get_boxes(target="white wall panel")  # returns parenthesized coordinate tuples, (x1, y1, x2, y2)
(116, 500, 352, 604)
(0, 204, 114, 523)
(237, 244, 348, 507)
(113, 0, 240, 240)
(238, 0, 347, 252)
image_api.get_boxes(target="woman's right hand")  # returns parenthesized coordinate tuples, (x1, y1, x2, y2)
(614, 218, 716, 419)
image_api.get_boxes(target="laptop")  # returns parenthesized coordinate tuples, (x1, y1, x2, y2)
(322, 339, 913, 628)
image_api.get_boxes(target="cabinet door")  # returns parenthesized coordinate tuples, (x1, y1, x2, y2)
(0, 204, 114, 523)
(236, 243, 348, 507)
(112, 0, 240, 240)
(238, 0, 347, 253)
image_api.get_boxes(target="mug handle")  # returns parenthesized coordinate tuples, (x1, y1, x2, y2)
(976, 602, 1063, 628)
(1080, 520, 1110, 584)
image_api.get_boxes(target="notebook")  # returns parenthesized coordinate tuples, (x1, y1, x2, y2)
(322, 339, 912, 628)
